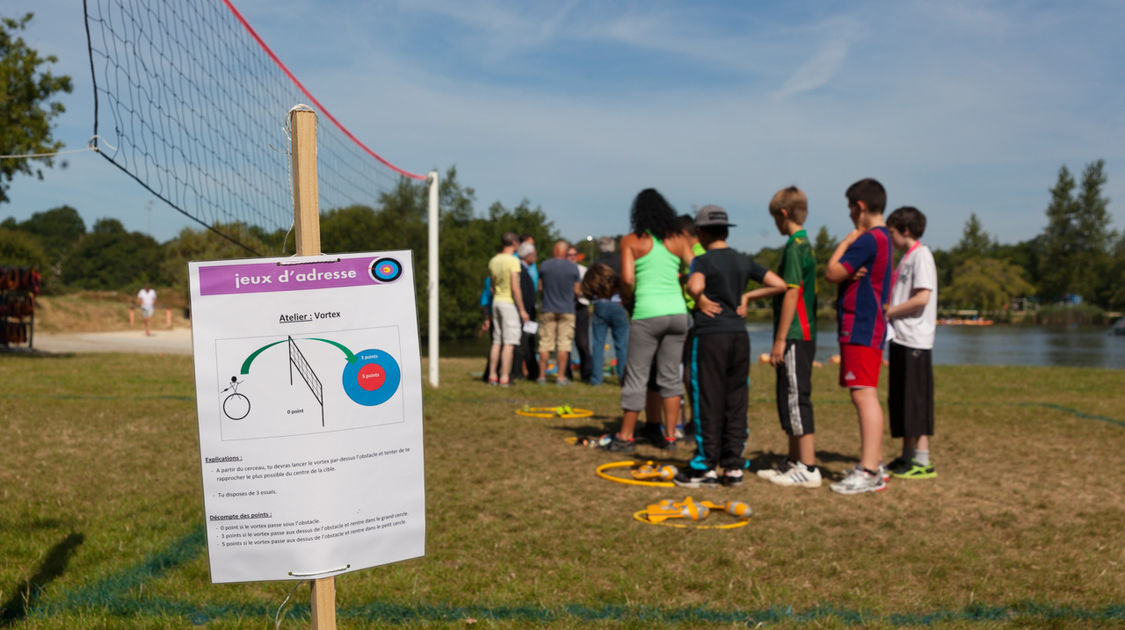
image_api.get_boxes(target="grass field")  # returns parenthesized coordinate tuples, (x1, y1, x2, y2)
(1, 352, 1123, 629)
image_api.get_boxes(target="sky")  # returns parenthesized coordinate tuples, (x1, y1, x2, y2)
(4, 0, 1124, 254)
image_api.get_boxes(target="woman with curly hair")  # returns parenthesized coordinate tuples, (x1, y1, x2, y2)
(603, 188, 707, 452)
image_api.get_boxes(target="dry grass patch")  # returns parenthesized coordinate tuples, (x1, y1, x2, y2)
(33, 291, 191, 333)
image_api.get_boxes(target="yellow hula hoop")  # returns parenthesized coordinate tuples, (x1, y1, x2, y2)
(632, 510, 750, 529)
(516, 406, 594, 419)
(595, 460, 675, 488)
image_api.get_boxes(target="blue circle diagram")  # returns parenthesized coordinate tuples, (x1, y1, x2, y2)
(341, 348, 401, 406)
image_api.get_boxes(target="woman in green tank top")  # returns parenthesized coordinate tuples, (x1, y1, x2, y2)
(604, 189, 696, 452)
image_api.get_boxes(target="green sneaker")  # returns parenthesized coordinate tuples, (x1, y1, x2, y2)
(891, 461, 937, 479)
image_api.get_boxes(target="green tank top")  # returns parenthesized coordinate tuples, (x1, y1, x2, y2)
(633, 233, 687, 320)
(682, 241, 706, 310)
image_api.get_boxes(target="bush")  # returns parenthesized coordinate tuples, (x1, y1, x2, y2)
(1034, 303, 1107, 325)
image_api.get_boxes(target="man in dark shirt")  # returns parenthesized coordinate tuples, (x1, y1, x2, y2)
(537, 241, 581, 385)
(514, 241, 540, 381)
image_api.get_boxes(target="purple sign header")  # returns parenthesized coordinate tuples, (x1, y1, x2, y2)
(198, 256, 403, 296)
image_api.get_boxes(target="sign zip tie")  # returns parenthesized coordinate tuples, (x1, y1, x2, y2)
(288, 564, 350, 577)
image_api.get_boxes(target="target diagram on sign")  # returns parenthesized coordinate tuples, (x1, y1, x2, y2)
(213, 326, 404, 440)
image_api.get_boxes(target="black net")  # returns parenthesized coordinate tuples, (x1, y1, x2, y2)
(83, 0, 425, 252)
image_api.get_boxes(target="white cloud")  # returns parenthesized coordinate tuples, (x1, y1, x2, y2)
(5, 0, 1124, 252)
(773, 36, 855, 99)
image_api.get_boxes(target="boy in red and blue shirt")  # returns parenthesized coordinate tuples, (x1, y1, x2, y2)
(825, 178, 893, 495)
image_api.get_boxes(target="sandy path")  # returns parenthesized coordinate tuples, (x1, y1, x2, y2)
(28, 327, 194, 355)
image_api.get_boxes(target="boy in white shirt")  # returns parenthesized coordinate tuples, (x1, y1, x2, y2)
(884, 207, 938, 479)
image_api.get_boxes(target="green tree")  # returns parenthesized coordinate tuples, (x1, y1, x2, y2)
(425, 166, 559, 340)
(319, 204, 382, 254)
(1099, 233, 1125, 310)
(1038, 160, 1115, 304)
(0, 227, 47, 269)
(813, 226, 836, 310)
(943, 258, 1034, 311)
(0, 13, 73, 203)
(752, 246, 781, 274)
(951, 213, 995, 259)
(931, 248, 955, 295)
(993, 237, 1041, 291)
(161, 222, 271, 300)
(16, 205, 85, 271)
(61, 219, 164, 290)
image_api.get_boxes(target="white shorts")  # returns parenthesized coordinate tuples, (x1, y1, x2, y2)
(491, 302, 521, 345)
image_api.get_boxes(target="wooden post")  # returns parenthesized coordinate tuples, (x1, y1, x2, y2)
(291, 108, 321, 257)
(289, 107, 335, 629)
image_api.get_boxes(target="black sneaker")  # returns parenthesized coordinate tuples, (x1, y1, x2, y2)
(659, 437, 677, 451)
(673, 468, 719, 488)
(886, 457, 911, 476)
(602, 434, 635, 453)
(722, 469, 745, 486)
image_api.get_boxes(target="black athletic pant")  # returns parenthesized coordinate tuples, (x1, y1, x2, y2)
(687, 331, 749, 471)
(566, 304, 592, 381)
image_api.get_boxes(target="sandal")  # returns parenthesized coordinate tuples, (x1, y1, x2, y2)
(488, 376, 499, 386)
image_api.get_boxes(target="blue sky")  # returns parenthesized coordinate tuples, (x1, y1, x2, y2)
(4, 0, 1124, 254)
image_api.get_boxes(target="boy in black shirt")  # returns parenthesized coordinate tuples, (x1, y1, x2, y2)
(675, 205, 786, 487)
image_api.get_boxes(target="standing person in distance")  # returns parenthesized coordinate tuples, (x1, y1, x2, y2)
(675, 205, 785, 487)
(587, 237, 629, 385)
(759, 186, 823, 488)
(565, 245, 592, 382)
(137, 282, 157, 336)
(515, 241, 541, 382)
(825, 178, 893, 495)
(487, 232, 529, 386)
(884, 206, 938, 479)
(603, 188, 696, 452)
(537, 241, 581, 385)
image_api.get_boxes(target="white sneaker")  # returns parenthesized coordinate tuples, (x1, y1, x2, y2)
(756, 460, 795, 479)
(770, 462, 822, 488)
(830, 466, 886, 495)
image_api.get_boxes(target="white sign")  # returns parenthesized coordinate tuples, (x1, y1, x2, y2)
(188, 251, 425, 583)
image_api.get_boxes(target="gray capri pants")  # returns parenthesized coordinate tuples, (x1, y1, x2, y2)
(620, 314, 689, 411)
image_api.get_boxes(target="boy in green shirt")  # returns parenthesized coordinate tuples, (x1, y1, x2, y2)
(757, 186, 822, 488)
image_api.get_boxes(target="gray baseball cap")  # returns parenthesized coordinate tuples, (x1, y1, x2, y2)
(694, 204, 736, 227)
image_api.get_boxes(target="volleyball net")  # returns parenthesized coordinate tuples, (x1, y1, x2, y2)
(82, 0, 428, 252)
(288, 336, 325, 426)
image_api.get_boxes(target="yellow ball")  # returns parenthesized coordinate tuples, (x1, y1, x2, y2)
(725, 501, 752, 518)
(658, 465, 676, 481)
(637, 464, 654, 475)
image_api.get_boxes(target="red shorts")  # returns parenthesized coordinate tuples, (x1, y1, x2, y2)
(838, 344, 882, 388)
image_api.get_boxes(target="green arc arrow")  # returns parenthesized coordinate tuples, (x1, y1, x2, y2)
(305, 338, 357, 363)
(239, 340, 287, 374)
(239, 337, 357, 374)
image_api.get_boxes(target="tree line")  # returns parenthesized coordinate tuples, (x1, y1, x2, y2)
(2, 160, 1121, 339)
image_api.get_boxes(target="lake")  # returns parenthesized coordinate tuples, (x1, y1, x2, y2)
(744, 323, 1125, 369)
(442, 323, 1125, 369)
